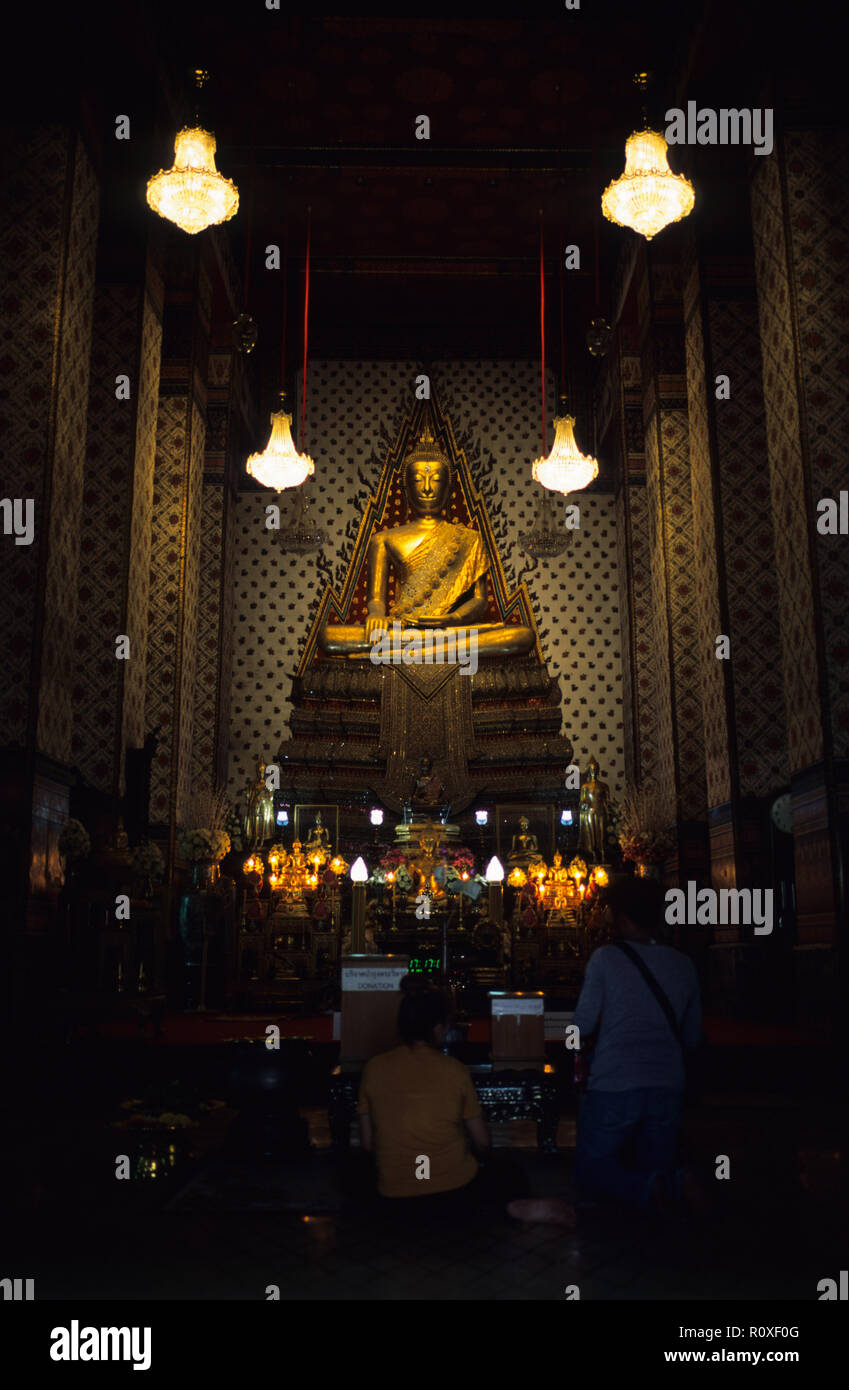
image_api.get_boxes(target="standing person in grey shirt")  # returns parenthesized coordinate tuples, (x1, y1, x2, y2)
(573, 876, 702, 1212)
(508, 876, 702, 1226)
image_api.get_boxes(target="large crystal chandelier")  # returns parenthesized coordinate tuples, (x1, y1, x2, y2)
(601, 74, 694, 241)
(146, 72, 239, 235)
(532, 404, 599, 496)
(246, 397, 315, 491)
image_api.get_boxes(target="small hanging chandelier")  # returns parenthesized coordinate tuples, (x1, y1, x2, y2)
(276, 486, 327, 554)
(601, 74, 694, 241)
(246, 395, 315, 491)
(146, 71, 239, 235)
(533, 398, 599, 496)
(519, 488, 574, 558)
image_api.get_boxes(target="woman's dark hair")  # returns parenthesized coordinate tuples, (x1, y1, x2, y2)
(604, 876, 664, 933)
(398, 975, 451, 1045)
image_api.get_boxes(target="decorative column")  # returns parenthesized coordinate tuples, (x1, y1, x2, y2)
(751, 130, 849, 1010)
(0, 125, 99, 931)
(638, 248, 709, 895)
(72, 250, 163, 823)
(683, 246, 790, 1011)
(144, 236, 211, 865)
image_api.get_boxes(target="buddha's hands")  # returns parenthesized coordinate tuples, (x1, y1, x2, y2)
(407, 615, 447, 628)
(364, 609, 388, 641)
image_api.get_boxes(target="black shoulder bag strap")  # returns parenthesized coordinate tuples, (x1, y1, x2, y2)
(612, 940, 685, 1052)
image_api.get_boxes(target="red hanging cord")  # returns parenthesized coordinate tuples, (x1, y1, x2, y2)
(301, 207, 311, 452)
(539, 212, 546, 455)
(281, 217, 288, 391)
(559, 224, 566, 399)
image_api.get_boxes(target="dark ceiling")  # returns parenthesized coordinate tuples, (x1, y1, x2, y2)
(12, 1, 843, 396)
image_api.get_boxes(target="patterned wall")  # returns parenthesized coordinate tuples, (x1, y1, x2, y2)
(783, 131, 849, 761)
(73, 270, 163, 796)
(750, 150, 824, 774)
(121, 281, 163, 770)
(227, 359, 625, 804)
(35, 136, 99, 765)
(0, 127, 76, 748)
(684, 269, 734, 811)
(641, 254, 707, 828)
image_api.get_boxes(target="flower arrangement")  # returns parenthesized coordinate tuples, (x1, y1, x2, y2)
(449, 846, 476, 876)
(379, 847, 406, 871)
(177, 827, 214, 862)
(58, 818, 90, 861)
(178, 786, 232, 862)
(618, 784, 674, 866)
(131, 840, 164, 881)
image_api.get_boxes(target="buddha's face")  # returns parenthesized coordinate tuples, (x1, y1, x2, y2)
(588, 759, 599, 778)
(553, 852, 562, 867)
(405, 456, 451, 516)
(519, 816, 529, 832)
(315, 813, 322, 827)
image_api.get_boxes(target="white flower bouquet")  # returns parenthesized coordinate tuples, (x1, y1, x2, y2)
(131, 840, 164, 881)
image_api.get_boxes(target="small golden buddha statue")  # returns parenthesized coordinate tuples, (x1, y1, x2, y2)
(402, 753, 450, 825)
(507, 814, 544, 867)
(578, 757, 611, 863)
(318, 428, 535, 659)
(546, 850, 573, 912)
(303, 811, 331, 861)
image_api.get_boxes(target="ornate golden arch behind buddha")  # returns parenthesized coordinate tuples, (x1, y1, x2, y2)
(317, 424, 535, 659)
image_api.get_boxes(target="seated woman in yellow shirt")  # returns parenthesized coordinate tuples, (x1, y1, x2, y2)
(357, 976, 527, 1222)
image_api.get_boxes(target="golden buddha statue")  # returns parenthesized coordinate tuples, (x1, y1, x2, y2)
(507, 814, 544, 867)
(577, 757, 611, 863)
(546, 850, 574, 912)
(318, 428, 535, 659)
(303, 811, 331, 862)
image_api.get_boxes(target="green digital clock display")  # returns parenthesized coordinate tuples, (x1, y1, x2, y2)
(408, 956, 440, 974)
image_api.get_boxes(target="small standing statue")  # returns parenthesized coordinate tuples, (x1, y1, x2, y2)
(578, 756, 611, 863)
(243, 759, 275, 851)
(507, 814, 544, 867)
(402, 753, 451, 825)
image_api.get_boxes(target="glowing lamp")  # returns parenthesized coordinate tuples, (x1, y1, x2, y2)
(601, 129, 694, 241)
(350, 857, 369, 883)
(485, 856, 504, 883)
(475, 810, 489, 826)
(593, 866, 609, 886)
(243, 854, 264, 876)
(370, 808, 384, 826)
(507, 867, 528, 888)
(532, 411, 598, 495)
(146, 127, 239, 235)
(330, 856, 347, 876)
(246, 403, 315, 491)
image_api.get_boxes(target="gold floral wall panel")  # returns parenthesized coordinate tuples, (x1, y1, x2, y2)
(228, 360, 625, 802)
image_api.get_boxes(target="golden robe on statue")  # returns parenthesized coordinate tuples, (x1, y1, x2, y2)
(391, 520, 488, 622)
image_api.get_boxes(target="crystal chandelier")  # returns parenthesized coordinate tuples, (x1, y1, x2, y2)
(276, 486, 327, 555)
(246, 397, 315, 491)
(601, 128, 694, 241)
(519, 488, 574, 558)
(146, 72, 239, 235)
(532, 403, 599, 495)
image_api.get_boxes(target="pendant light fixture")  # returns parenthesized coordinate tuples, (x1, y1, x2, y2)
(146, 70, 239, 235)
(601, 72, 694, 241)
(531, 217, 599, 496)
(246, 210, 315, 491)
